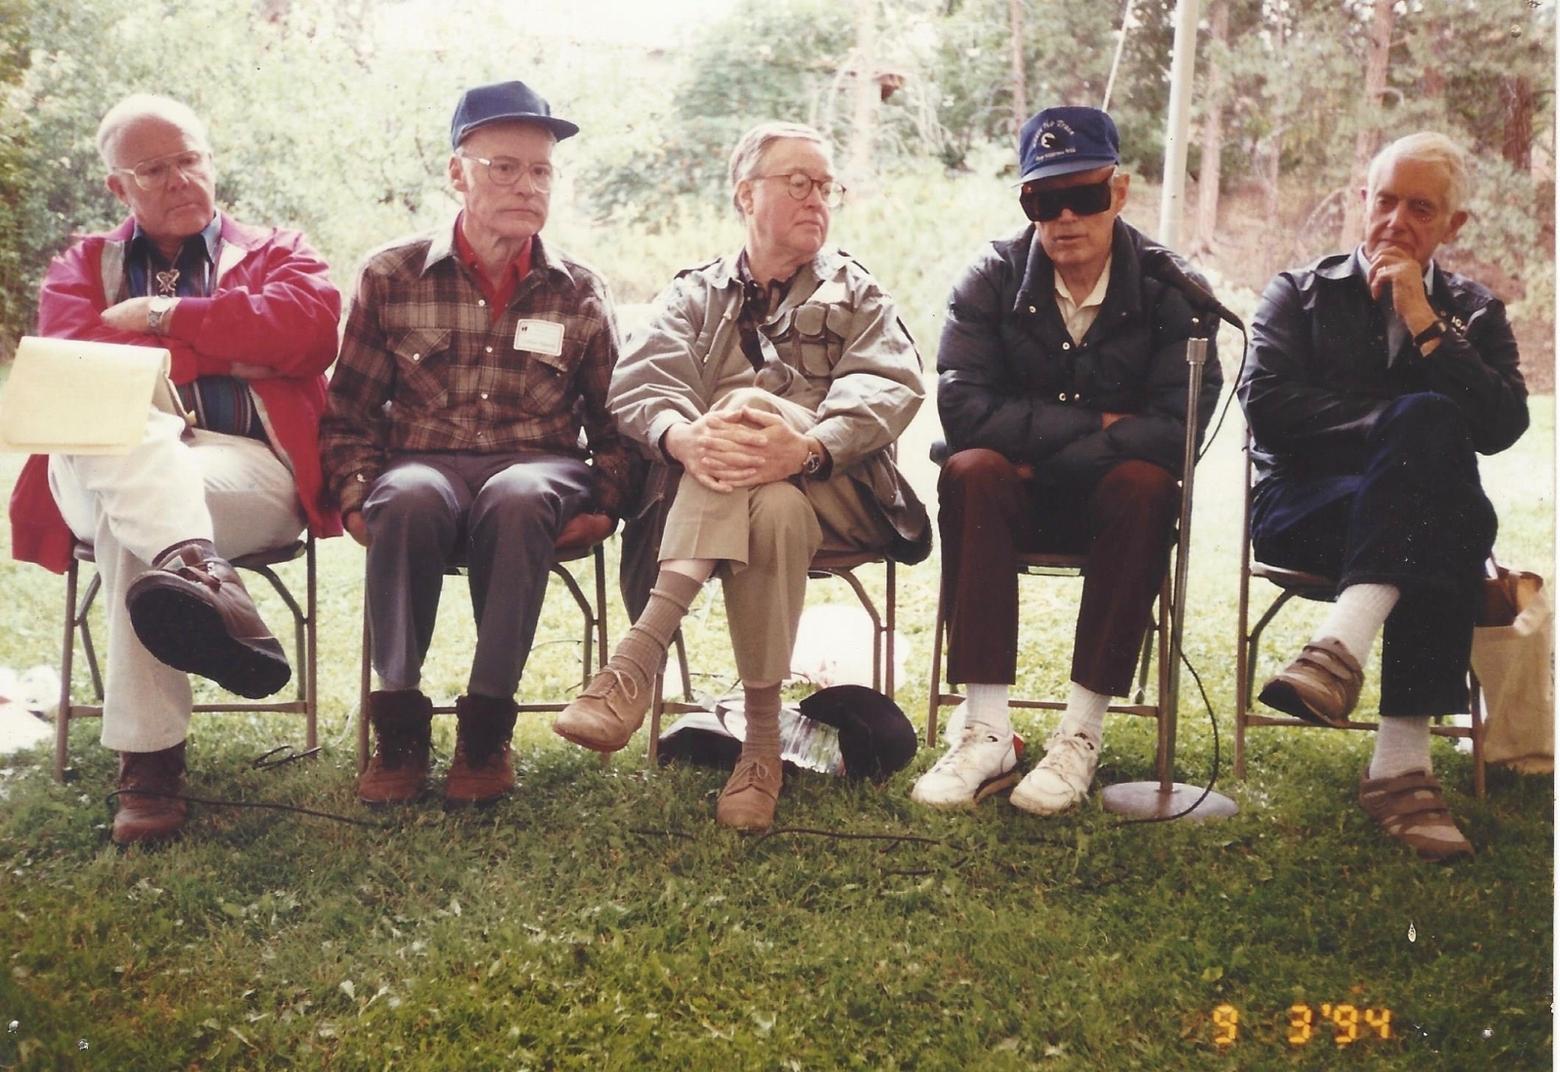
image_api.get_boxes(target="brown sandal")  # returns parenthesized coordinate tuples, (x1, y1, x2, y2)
(1357, 769, 1473, 862)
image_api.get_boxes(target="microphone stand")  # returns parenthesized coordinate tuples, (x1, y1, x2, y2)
(1100, 317, 1238, 821)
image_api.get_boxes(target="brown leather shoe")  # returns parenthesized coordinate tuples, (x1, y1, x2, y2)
(445, 694, 518, 806)
(553, 666, 651, 753)
(357, 690, 433, 805)
(125, 539, 290, 699)
(1257, 636, 1364, 728)
(113, 742, 188, 846)
(714, 756, 782, 833)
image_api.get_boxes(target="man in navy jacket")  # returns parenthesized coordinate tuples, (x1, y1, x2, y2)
(1240, 132, 1527, 862)
(914, 106, 1220, 815)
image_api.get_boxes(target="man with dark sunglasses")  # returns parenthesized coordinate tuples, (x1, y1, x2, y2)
(914, 105, 1221, 815)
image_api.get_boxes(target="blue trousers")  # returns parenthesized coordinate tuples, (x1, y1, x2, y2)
(362, 451, 593, 699)
(1251, 394, 1495, 717)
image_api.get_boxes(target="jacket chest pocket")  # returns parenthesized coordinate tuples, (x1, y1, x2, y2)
(518, 347, 576, 416)
(391, 328, 451, 409)
(774, 301, 848, 379)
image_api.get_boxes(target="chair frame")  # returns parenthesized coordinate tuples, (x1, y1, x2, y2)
(645, 550, 898, 768)
(354, 540, 610, 774)
(55, 537, 318, 782)
(925, 541, 1176, 786)
(1232, 430, 1486, 798)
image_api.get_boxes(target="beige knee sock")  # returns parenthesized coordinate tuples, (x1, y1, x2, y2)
(741, 682, 782, 762)
(608, 569, 704, 685)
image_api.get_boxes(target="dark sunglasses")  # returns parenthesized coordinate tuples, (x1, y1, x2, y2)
(1020, 178, 1114, 222)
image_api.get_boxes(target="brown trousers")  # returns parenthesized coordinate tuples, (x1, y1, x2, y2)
(938, 449, 1179, 696)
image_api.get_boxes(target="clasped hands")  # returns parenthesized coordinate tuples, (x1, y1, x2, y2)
(664, 405, 814, 493)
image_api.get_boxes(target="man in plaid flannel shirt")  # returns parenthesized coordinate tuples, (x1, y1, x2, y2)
(320, 81, 633, 808)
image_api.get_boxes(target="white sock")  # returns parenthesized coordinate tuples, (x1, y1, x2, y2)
(1318, 583, 1400, 666)
(963, 683, 1011, 738)
(1057, 682, 1109, 744)
(1369, 715, 1433, 780)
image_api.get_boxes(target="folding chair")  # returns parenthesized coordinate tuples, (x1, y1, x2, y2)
(645, 549, 898, 767)
(354, 520, 614, 773)
(1233, 431, 1486, 798)
(924, 477, 1176, 785)
(55, 537, 318, 782)
(924, 330, 1228, 818)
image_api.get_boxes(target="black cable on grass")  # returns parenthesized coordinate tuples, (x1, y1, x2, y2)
(250, 745, 321, 770)
(104, 789, 385, 829)
(1111, 648, 1221, 827)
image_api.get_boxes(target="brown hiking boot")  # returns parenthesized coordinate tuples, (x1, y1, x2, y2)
(125, 539, 290, 699)
(714, 756, 782, 833)
(357, 690, 433, 805)
(553, 666, 652, 753)
(113, 742, 188, 846)
(445, 694, 518, 806)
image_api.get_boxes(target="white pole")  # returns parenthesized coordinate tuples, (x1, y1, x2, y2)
(1157, 0, 1202, 248)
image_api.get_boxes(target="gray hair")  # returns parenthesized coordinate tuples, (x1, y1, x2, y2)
(1368, 131, 1469, 214)
(96, 94, 211, 166)
(727, 122, 831, 215)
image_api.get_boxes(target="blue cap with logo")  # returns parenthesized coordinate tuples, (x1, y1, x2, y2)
(1017, 106, 1120, 183)
(450, 80, 579, 147)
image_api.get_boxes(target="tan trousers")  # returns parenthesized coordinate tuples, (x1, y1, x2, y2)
(659, 388, 894, 684)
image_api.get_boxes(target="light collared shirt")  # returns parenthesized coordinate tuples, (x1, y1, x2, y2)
(1054, 253, 1113, 344)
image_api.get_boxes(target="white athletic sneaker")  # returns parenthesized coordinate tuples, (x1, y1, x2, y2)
(910, 729, 1018, 809)
(1010, 731, 1099, 816)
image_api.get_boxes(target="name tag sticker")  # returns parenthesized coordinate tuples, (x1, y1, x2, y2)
(514, 319, 564, 356)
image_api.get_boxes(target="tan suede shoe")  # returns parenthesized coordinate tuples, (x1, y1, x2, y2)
(714, 756, 781, 833)
(553, 666, 652, 753)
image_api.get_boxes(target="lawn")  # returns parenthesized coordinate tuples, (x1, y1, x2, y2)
(0, 395, 1552, 1071)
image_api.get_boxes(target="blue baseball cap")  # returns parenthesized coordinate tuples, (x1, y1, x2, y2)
(450, 80, 578, 147)
(1017, 106, 1120, 183)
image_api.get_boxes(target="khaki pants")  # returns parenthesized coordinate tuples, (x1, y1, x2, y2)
(659, 388, 894, 684)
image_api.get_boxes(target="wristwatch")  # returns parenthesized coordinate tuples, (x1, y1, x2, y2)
(1413, 318, 1447, 353)
(147, 296, 177, 335)
(801, 445, 825, 478)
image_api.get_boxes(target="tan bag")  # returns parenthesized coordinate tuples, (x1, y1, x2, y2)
(1471, 566, 1554, 774)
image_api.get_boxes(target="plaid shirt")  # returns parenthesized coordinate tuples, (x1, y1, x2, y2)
(320, 221, 634, 518)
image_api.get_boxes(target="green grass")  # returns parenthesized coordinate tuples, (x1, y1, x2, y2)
(0, 400, 1552, 1070)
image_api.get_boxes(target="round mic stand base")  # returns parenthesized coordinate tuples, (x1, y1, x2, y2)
(1100, 780, 1237, 821)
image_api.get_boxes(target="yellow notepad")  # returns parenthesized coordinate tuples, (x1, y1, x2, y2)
(0, 336, 189, 454)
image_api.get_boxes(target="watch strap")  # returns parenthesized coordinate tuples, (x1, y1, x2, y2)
(1413, 319, 1447, 347)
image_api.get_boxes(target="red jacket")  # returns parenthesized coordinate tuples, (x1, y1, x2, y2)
(8, 214, 343, 572)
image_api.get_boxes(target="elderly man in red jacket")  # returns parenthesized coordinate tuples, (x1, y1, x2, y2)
(7, 94, 341, 846)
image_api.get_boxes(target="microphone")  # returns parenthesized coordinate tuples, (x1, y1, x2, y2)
(1139, 247, 1244, 332)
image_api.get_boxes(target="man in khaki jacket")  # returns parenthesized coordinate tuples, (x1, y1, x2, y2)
(554, 121, 929, 832)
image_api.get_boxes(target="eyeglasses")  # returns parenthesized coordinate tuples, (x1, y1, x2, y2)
(1020, 177, 1115, 222)
(755, 172, 846, 208)
(457, 152, 556, 192)
(111, 149, 212, 191)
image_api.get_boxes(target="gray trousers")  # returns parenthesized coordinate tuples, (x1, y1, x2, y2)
(361, 451, 593, 699)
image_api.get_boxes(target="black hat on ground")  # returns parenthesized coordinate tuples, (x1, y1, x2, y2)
(798, 685, 918, 783)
